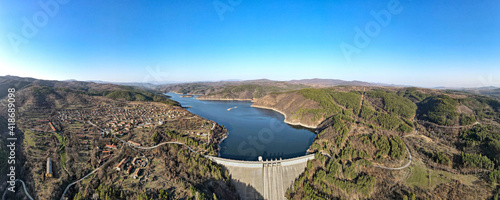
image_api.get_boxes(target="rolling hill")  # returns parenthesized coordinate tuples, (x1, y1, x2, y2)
(252, 86, 500, 199)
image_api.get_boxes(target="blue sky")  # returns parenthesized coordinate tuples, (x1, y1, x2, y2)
(0, 0, 499, 87)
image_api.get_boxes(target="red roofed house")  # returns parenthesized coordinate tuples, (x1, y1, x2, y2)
(116, 157, 129, 171)
(128, 140, 141, 146)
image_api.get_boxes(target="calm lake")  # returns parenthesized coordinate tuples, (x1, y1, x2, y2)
(166, 93, 316, 161)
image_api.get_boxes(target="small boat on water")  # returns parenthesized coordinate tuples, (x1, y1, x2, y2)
(227, 106, 237, 111)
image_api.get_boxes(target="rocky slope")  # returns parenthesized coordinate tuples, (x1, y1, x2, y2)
(251, 91, 323, 128)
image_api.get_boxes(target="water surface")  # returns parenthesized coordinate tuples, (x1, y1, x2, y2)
(167, 93, 316, 161)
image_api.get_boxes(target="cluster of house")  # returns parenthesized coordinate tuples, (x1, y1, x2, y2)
(184, 122, 216, 139)
(116, 156, 145, 179)
(56, 103, 190, 135)
(97, 144, 117, 164)
(26, 120, 57, 132)
(185, 130, 209, 137)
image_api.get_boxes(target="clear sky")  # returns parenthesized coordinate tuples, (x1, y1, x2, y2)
(1, 0, 499, 87)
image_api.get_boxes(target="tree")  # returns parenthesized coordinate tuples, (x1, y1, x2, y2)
(151, 130, 160, 143)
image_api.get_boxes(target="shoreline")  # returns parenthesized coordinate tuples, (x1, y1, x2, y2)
(217, 129, 228, 157)
(193, 95, 318, 129)
(195, 97, 253, 101)
(250, 104, 318, 129)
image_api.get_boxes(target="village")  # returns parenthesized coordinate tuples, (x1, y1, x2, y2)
(15, 99, 223, 196)
(56, 102, 190, 135)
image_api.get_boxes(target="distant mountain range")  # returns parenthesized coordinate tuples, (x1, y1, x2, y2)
(287, 78, 391, 87)
(3, 75, 499, 100)
(86, 78, 385, 88)
(432, 86, 500, 100)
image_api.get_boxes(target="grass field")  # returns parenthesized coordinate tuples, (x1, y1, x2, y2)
(23, 129, 37, 147)
(406, 161, 478, 189)
(55, 133, 68, 171)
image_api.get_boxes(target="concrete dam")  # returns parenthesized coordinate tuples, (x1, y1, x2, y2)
(206, 154, 315, 200)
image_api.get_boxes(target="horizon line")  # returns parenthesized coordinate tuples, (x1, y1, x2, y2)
(1, 74, 499, 90)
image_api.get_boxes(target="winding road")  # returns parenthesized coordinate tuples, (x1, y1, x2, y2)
(1, 179, 33, 200)
(374, 120, 480, 171)
(59, 145, 124, 200)
(112, 133, 198, 153)
(6, 110, 425, 199)
(372, 124, 418, 170)
(57, 119, 202, 200)
(372, 140, 412, 170)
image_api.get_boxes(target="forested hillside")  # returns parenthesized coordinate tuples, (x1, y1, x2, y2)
(160, 80, 310, 100)
(0, 76, 179, 110)
(280, 87, 500, 199)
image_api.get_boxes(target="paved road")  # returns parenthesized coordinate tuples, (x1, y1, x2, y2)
(378, 119, 476, 170)
(424, 121, 479, 129)
(57, 119, 201, 200)
(134, 141, 197, 153)
(1, 179, 34, 200)
(58, 119, 203, 200)
(373, 141, 412, 170)
(373, 123, 417, 170)
(319, 151, 332, 159)
(59, 145, 124, 200)
(380, 120, 480, 170)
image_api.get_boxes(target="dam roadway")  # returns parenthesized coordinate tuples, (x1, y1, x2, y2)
(206, 154, 315, 200)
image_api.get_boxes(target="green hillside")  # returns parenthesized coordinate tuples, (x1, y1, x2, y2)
(418, 95, 459, 126)
(286, 87, 500, 199)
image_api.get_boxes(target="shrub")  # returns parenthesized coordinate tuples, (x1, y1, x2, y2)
(399, 87, 430, 102)
(330, 91, 362, 113)
(298, 88, 342, 117)
(374, 135, 390, 158)
(389, 136, 406, 160)
(461, 152, 494, 170)
(489, 169, 500, 184)
(459, 113, 476, 126)
(330, 115, 350, 148)
(433, 151, 451, 166)
(398, 123, 413, 133)
(366, 90, 417, 119)
(418, 95, 458, 126)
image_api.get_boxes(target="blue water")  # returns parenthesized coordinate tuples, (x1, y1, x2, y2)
(166, 93, 316, 161)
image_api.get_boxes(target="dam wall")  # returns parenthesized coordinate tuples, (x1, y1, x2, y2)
(206, 154, 315, 200)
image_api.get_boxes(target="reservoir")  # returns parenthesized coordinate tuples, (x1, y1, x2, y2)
(166, 93, 316, 161)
